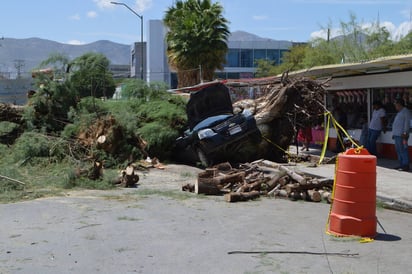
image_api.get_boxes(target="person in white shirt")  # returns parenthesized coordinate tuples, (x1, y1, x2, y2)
(366, 100, 387, 156)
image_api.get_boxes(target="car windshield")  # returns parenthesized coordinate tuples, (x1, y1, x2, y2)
(193, 114, 232, 131)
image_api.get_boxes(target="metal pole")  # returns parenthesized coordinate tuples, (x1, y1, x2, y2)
(111, 2, 144, 81)
(140, 15, 144, 80)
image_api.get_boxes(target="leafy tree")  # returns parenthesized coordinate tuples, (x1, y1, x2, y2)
(337, 12, 369, 62)
(282, 44, 310, 71)
(24, 73, 78, 133)
(164, 0, 230, 87)
(120, 79, 170, 100)
(37, 53, 71, 81)
(303, 38, 342, 67)
(392, 32, 412, 55)
(254, 59, 278, 77)
(69, 53, 116, 98)
(366, 25, 394, 58)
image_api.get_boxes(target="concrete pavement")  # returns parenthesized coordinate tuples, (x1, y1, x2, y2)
(289, 145, 412, 213)
(1, 165, 412, 274)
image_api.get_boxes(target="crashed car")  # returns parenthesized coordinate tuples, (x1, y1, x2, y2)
(175, 82, 261, 167)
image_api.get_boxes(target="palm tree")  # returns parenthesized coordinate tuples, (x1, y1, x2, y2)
(163, 0, 230, 87)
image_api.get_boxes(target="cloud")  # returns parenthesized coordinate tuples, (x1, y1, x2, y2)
(310, 20, 411, 41)
(134, 0, 153, 13)
(93, 0, 152, 12)
(293, 0, 403, 4)
(67, 40, 86, 45)
(69, 14, 81, 20)
(252, 15, 268, 21)
(94, 0, 113, 9)
(393, 21, 412, 40)
(87, 11, 98, 18)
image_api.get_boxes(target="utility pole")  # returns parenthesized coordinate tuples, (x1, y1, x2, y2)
(14, 59, 25, 79)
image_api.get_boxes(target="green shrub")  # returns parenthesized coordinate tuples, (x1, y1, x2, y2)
(12, 132, 69, 162)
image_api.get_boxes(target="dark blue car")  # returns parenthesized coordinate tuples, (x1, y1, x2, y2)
(175, 82, 261, 167)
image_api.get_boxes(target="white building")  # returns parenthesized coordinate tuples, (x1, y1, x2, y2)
(141, 20, 296, 88)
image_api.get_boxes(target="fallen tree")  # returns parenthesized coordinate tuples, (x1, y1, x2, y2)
(232, 75, 327, 162)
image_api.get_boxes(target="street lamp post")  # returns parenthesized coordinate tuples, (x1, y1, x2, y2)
(111, 1, 144, 80)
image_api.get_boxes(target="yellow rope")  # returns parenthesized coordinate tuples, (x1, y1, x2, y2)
(262, 135, 291, 156)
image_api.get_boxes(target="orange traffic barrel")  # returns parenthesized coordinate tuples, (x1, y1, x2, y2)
(328, 148, 377, 237)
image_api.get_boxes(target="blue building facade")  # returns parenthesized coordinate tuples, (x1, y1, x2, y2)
(146, 20, 299, 88)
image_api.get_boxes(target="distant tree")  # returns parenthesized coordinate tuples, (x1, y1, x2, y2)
(364, 23, 394, 59)
(337, 12, 369, 62)
(282, 44, 310, 71)
(121, 79, 169, 100)
(163, 0, 230, 87)
(69, 53, 116, 98)
(37, 53, 71, 81)
(392, 31, 412, 55)
(254, 59, 277, 77)
(303, 38, 343, 67)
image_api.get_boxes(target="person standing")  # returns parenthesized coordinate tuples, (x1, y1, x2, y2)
(298, 126, 312, 151)
(392, 99, 411, 171)
(366, 101, 387, 155)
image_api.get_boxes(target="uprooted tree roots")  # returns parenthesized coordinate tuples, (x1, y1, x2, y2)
(232, 76, 327, 162)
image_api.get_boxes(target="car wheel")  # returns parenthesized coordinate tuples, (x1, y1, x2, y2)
(196, 148, 211, 167)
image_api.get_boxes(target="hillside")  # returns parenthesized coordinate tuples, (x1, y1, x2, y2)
(0, 38, 130, 76)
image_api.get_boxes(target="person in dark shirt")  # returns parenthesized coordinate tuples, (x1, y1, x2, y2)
(392, 99, 411, 171)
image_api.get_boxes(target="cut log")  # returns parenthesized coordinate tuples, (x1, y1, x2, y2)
(204, 168, 218, 177)
(120, 163, 140, 187)
(277, 189, 288, 198)
(284, 183, 299, 194)
(277, 175, 290, 186)
(319, 190, 332, 203)
(88, 161, 104, 180)
(198, 171, 245, 186)
(279, 165, 307, 184)
(195, 180, 222, 195)
(265, 170, 287, 190)
(267, 184, 281, 196)
(224, 190, 260, 202)
(307, 189, 322, 202)
(239, 177, 268, 192)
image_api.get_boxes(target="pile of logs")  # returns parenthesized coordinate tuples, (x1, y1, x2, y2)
(182, 160, 333, 203)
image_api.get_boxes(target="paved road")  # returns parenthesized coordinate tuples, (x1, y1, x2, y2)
(1, 165, 412, 274)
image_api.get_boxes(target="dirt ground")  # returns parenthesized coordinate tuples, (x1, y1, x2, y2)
(1, 164, 412, 274)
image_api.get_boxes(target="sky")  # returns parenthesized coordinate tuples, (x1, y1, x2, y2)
(1, 0, 412, 45)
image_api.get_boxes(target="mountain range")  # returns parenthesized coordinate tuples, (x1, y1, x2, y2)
(0, 38, 131, 77)
(0, 31, 291, 78)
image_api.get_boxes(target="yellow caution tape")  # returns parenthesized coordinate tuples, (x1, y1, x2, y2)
(262, 135, 291, 157)
(318, 112, 331, 165)
(359, 237, 374, 243)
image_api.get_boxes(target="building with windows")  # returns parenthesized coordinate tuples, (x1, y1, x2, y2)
(145, 20, 298, 88)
